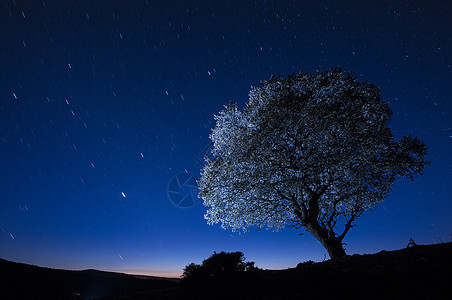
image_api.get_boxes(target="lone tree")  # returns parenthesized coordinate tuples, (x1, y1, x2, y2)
(198, 68, 429, 260)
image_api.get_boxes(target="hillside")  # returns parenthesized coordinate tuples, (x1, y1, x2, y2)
(0, 259, 179, 300)
(1, 242, 451, 299)
(256, 241, 452, 299)
(182, 242, 452, 299)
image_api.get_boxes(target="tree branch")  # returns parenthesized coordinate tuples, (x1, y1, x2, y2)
(338, 207, 362, 241)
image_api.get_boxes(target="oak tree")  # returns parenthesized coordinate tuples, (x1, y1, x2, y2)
(199, 68, 429, 259)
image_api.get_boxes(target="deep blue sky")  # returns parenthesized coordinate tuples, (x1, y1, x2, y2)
(0, 1, 451, 277)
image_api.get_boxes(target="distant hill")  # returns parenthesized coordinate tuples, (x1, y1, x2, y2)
(1, 242, 451, 299)
(0, 259, 180, 299)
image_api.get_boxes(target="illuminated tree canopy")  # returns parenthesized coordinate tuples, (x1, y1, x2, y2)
(199, 68, 429, 259)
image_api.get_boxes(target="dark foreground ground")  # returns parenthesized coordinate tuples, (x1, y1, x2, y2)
(1, 242, 451, 299)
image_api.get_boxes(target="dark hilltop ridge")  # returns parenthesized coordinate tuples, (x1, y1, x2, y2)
(1, 242, 451, 299)
(0, 259, 180, 300)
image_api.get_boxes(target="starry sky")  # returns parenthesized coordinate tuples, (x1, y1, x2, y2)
(0, 1, 451, 278)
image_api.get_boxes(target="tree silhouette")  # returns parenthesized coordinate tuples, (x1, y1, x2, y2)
(182, 251, 258, 297)
(199, 68, 429, 259)
(183, 251, 256, 279)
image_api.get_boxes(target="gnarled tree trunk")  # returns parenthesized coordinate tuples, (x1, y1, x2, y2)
(320, 236, 346, 260)
(292, 188, 347, 260)
(305, 222, 346, 260)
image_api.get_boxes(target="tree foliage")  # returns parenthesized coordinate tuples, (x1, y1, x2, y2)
(182, 251, 257, 279)
(182, 251, 259, 297)
(199, 68, 429, 259)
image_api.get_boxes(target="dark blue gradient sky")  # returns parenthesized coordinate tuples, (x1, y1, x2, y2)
(0, 1, 451, 277)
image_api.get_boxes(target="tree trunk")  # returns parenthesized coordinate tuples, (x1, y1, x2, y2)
(320, 237, 346, 260)
(305, 222, 347, 260)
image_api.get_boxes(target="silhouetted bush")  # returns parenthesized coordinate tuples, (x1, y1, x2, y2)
(182, 251, 261, 298)
(296, 260, 315, 269)
(182, 262, 203, 278)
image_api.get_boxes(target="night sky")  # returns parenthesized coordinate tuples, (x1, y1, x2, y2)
(1, 1, 451, 278)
